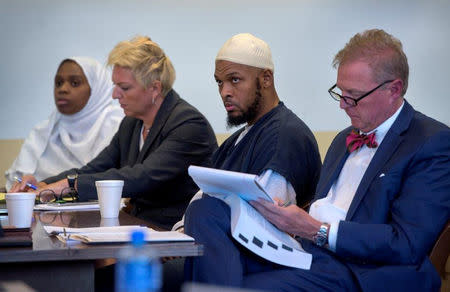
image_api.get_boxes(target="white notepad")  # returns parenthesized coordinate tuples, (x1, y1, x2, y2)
(44, 225, 194, 244)
(188, 165, 273, 203)
(34, 202, 100, 211)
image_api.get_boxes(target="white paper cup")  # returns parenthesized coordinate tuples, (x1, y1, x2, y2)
(95, 180, 124, 218)
(100, 218, 120, 227)
(6, 192, 36, 228)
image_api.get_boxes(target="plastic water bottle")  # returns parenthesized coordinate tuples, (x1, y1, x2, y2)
(115, 230, 162, 292)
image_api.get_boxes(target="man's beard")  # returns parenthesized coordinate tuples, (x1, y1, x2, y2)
(226, 79, 262, 128)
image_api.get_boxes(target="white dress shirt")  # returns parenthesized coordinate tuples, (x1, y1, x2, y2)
(139, 125, 147, 151)
(309, 102, 404, 251)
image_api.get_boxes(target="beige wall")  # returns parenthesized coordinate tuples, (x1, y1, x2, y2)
(0, 132, 338, 188)
(0, 139, 23, 189)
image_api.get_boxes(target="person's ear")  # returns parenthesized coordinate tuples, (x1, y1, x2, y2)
(259, 69, 273, 88)
(150, 80, 163, 95)
(389, 79, 404, 100)
(144, 80, 163, 104)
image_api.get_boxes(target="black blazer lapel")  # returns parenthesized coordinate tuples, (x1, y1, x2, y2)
(346, 101, 414, 219)
(128, 121, 143, 163)
(137, 90, 179, 162)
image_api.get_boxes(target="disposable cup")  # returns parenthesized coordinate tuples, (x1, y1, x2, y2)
(95, 180, 124, 218)
(6, 192, 36, 228)
(100, 218, 120, 227)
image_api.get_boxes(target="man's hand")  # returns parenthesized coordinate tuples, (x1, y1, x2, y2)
(249, 198, 322, 241)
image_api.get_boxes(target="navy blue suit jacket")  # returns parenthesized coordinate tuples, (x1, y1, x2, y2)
(316, 101, 450, 291)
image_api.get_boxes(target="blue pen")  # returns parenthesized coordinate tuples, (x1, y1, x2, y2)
(14, 176, 38, 190)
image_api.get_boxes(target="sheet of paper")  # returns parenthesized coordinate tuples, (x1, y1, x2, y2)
(223, 195, 312, 270)
(44, 225, 147, 235)
(34, 202, 100, 211)
(59, 231, 194, 244)
(44, 225, 194, 244)
(188, 165, 273, 203)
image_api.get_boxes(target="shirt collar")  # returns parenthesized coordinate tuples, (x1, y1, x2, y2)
(234, 124, 254, 146)
(364, 100, 404, 144)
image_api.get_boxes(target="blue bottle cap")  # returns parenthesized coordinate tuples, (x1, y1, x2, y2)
(131, 230, 145, 247)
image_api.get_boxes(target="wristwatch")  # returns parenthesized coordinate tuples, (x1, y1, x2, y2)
(313, 223, 330, 247)
(67, 174, 78, 190)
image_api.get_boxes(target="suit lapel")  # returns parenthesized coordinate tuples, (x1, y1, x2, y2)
(137, 90, 179, 162)
(317, 142, 349, 200)
(129, 121, 143, 163)
(346, 101, 414, 219)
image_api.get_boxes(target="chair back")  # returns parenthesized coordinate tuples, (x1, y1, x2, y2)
(430, 221, 450, 278)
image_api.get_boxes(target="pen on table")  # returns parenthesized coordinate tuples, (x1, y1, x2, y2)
(14, 176, 38, 190)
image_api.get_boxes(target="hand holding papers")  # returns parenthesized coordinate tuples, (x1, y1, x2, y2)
(44, 225, 195, 244)
(188, 165, 312, 270)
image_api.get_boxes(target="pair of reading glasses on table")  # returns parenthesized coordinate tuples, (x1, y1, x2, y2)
(37, 187, 79, 204)
(36, 212, 72, 225)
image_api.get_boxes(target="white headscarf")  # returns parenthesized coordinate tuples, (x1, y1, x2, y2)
(5, 56, 124, 190)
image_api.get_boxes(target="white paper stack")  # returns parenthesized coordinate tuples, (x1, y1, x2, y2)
(34, 202, 100, 211)
(188, 165, 312, 270)
(188, 165, 273, 202)
(44, 225, 194, 244)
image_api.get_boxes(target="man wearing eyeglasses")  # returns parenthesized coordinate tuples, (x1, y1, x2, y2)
(185, 29, 450, 291)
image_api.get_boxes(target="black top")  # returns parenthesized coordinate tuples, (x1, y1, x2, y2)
(212, 102, 321, 207)
(44, 89, 218, 229)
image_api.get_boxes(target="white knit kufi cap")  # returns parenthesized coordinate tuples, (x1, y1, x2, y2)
(216, 33, 274, 72)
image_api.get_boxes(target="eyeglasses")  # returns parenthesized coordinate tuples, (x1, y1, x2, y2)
(328, 80, 394, 106)
(38, 187, 79, 204)
(36, 212, 72, 225)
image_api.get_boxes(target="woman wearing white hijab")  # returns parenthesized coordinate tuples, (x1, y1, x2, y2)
(5, 57, 124, 191)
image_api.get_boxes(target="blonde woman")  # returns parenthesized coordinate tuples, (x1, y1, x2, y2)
(12, 37, 217, 229)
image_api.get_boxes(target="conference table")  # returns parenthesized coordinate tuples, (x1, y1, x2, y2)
(0, 209, 203, 292)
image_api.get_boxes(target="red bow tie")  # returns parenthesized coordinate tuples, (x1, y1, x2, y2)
(346, 130, 378, 153)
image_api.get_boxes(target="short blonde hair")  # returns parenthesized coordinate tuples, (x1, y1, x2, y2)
(333, 29, 409, 96)
(107, 36, 176, 97)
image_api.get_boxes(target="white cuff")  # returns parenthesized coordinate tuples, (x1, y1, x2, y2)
(327, 221, 339, 252)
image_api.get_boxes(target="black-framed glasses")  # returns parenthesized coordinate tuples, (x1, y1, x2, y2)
(328, 80, 394, 106)
(38, 187, 79, 204)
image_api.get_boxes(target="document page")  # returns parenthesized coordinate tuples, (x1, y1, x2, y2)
(223, 195, 312, 270)
(188, 166, 273, 203)
(64, 231, 194, 244)
(44, 225, 146, 235)
(44, 225, 194, 244)
(34, 201, 100, 211)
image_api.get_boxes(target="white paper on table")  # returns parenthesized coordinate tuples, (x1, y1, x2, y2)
(188, 165, 273, 203)
(34, 202, 100, 211)
(44, 225, 146, 235)
(44, 225, 194, 244)
(223, 195, 312, 270)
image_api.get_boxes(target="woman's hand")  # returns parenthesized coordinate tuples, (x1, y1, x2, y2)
(41, 179, 70, 195)
(9, 174, 45, 192)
